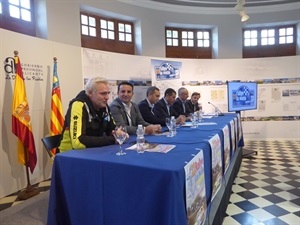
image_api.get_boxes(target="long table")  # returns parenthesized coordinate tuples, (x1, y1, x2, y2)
(47, 113, 243, 225)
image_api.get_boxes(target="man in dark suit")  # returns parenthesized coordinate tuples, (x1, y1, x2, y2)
(138, 86, 166, 126)
(153, 88, 186, 125)
(110, 81, 161, 135)
(172, 87, 191, 117)
(186, 92, 201, 113)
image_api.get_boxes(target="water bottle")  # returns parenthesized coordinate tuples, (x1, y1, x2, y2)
(170, 116, 176, 136)
(136, 124, 145, 153)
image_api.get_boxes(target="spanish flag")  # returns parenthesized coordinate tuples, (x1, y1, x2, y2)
(50, 57, 64, 154)
(12, 52, 37, 173)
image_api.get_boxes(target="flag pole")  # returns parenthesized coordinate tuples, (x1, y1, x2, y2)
(12, 51, 40, 200)
(18, 146, 40, 200)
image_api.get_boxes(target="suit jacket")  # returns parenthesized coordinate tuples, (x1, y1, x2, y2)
(186, 99, 200, 113)
(138, 99, 166, 126)
(153, 98, 178, 121)
(172, 98, 190, 117)
(110, 98, 149, 135)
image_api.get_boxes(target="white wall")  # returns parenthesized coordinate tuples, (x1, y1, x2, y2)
(0, 29, 83, 198)
(39, 0, 300, 58)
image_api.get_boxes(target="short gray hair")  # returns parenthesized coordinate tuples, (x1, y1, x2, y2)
(85, 77, 108, 94)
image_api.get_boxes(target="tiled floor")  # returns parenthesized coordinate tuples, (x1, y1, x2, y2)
(0, 140, 299, 225)
(223, 140, 300, 225)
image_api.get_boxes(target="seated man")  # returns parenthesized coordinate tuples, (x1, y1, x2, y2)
(110, 81, 161, 135)
(58, 77, 126, 153)
(172, 87, 191, 117)
(186, 92, 201, 113)
(153, 88, 186, 125)
(138, 86, 166, 126)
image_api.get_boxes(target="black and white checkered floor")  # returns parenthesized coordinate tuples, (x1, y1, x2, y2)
(0, 140, 299, 225)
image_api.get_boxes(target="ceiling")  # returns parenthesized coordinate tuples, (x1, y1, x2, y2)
(141, 0, 299, 8)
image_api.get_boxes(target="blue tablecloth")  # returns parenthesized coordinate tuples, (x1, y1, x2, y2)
(47, 113, 241, 225)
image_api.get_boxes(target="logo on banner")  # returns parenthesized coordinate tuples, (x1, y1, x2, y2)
(4, 57, 45, 81)
(154, 62, 180, 80)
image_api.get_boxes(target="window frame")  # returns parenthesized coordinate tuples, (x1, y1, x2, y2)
(243, 24, 296, 58)
(0, 0, 35, 36)
(80, 12, 135, 55)
(165, 27, 212, 59)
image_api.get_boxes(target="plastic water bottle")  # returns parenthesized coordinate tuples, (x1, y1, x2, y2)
(170, 116, 176, 136)
(136, 124, 145, 153)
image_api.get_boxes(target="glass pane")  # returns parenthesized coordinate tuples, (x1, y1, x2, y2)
(108, 30, 114, 39)
(287, 27, 293, 35)
(9, 5, 20, 18)
(252, 39, 257, 46)
(188, 39, 194, 47)
(204, 32, 209, 39)
(268, 29, 275, 37)
(197, 40, 203, 47)
(9, 0, 19, 6)
(182, 39, 187, 46)
(166, 38, 172, 46)
(269, 37, 275, 45)
(204, 40, 209, 47)
(261, 38, 267, 45)
(125, 24, 131, 33)
(279, 28, 285, 36)
(100, 19, 107, 29)
(244, 39, 250, 46)
(173, 39, 178, 46)
(188, 31, 193, 39)
(89, 27, 96, 37)
(166, 30, 172, 38)
(119, 23, 124, 32)
(0, 3, 2, 14)
(81, 15, 88, 25)
(197, 31, 203, 39)
(173, 31, 178, 38)
(287, 36, 293, 43)
(244, 31, 250, 38)
(279, 36, 285, 44)
(261, 30, 267, 38)
(182, 31, 187, 39)
(21, 0, 30, 9)
(108, 21, 114, 30)
(119, 33, 125, 41)
(89, 17, 95, 27)
(82, 25, 88, 35)
(21, 8, 31, 21)
(101, 29, 107, 38)
(125, 33, 132, 42)
(251, 30, 257, 38)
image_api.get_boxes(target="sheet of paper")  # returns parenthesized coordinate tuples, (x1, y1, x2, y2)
(126, 143, 176, 153)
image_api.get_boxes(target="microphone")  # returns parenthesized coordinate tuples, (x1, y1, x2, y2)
(208, 102, 224, 116)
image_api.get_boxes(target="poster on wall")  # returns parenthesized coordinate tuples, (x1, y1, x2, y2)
(151, 59, 181, 80)
(208, 134, 223, 201)
(184, 150, 207, 225)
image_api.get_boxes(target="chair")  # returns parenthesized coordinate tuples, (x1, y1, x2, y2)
(41, 134, 62, 160)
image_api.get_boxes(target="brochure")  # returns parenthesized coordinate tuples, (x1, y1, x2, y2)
(126, 143, 176, 153)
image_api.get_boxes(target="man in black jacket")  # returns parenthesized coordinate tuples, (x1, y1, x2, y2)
(138, 86, 166, 126)
(186, 92, 201, 113)
(153, 88, 186, 125)
(58, 77, 125, 152)
(172, 87, 191, 117)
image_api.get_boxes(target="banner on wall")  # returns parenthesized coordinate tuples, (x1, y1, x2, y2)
(151, 59, 181, 80)
(184, 150, 207, 225)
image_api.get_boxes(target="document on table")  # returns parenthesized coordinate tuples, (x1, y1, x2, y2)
(126, 143, 176, 153)
(182, 122, 217, 126)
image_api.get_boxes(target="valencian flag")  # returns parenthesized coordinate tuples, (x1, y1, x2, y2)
(12, 51, 37, 173)
(50, 57, 64, 155)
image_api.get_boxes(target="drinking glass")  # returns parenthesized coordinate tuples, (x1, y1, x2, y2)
(165, 117, 173, 137)
(113, 126, 127, 156)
